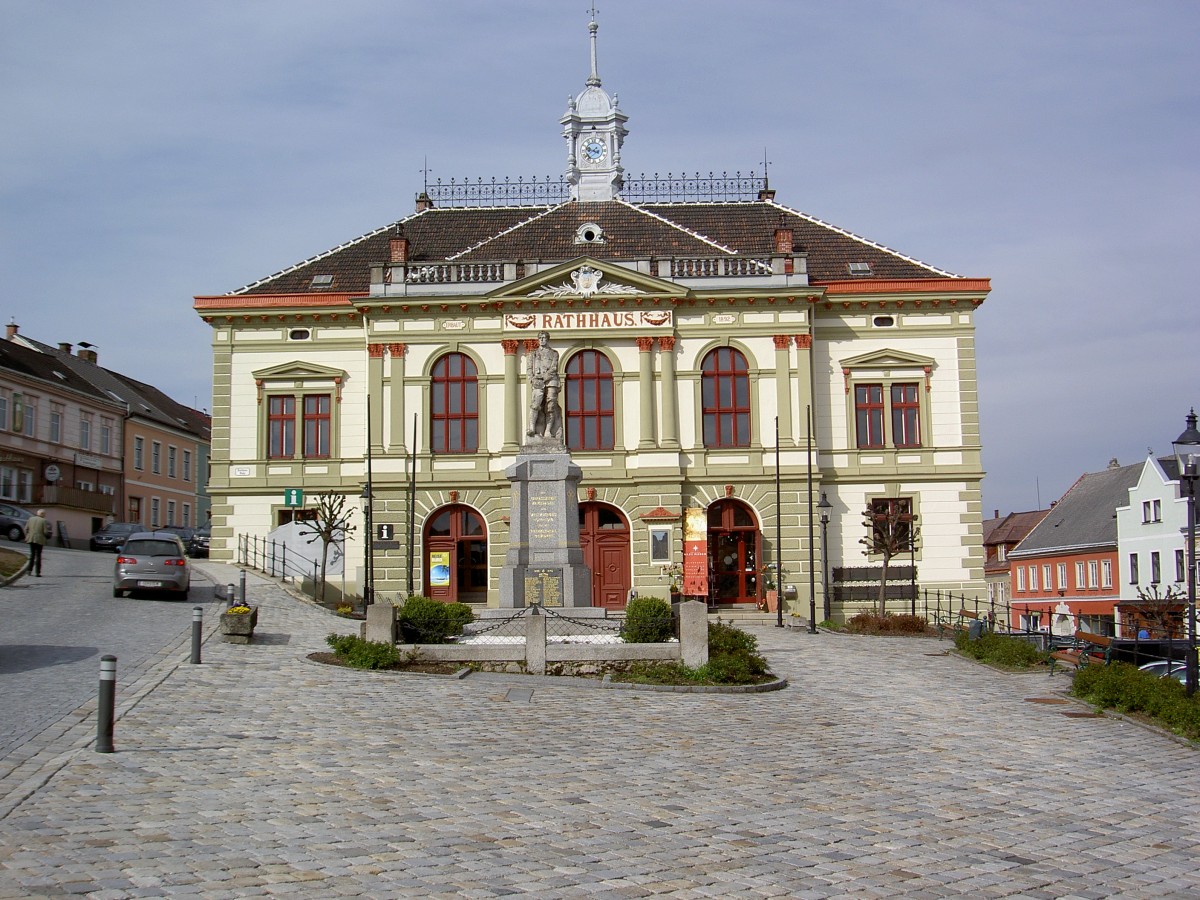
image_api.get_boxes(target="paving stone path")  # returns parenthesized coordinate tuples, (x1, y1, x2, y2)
(1, 562, 1199, 898)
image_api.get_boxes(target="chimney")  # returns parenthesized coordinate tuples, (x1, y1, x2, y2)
(389, 234, 410, 264)
(77, 346, 98, 364)
(59, 342, 72, 353)
(774, 226, 793, 255)
(758, 186, 776, 201)
(994, 509, 999, 519)
(415, 191, 435, 212)
(5, 322, 18, 340)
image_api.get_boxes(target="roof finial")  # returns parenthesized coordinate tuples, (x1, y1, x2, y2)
(587, 4, 601, 87)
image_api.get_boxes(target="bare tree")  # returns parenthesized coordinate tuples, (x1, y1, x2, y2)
(296, 493, 358, 602)
(1130, 583, 1186, 638)
(860, 499, 921, 617)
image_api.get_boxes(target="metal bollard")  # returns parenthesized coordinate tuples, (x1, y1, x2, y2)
(226, 583, 236, 604)
(191, 606, 203, 664)
(96, 655, 116, 753)
(239, 569, 247, 605)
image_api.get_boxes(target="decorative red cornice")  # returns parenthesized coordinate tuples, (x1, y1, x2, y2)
(818, 278, 990, 296)
(795, 334, 812, 350)
(523, 338, 539, 353)
(772, 335, 791, 350)
(658, 336, 676, 352)
(368, 344, 386, 359)
(193, 292, 364, 311)
(501, 339, 520, 355)
(636, 336, 655, 352)
(387, 342, 407, 358)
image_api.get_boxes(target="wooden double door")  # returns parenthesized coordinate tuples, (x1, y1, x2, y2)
(578, 502, 631, 610)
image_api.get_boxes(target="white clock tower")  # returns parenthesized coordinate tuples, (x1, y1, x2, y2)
(562, 14, 627, 202)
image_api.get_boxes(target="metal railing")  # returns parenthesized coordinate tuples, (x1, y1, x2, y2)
(419, 171, 769, 207)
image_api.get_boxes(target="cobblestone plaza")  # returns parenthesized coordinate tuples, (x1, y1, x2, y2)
(2, 562, 1199, 898)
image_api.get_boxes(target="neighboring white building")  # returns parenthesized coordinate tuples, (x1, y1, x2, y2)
(1115, 454, 1190, 634)
(193, 17, 989, 616)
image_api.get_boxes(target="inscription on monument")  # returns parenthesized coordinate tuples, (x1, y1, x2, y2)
(525, 568, 564, 606)
(529, 492, 558, 542)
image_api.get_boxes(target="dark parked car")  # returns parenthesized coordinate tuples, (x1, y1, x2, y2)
(188, 523, 211, 558)
(160, 525, 196, 546)
(89, 522, 141, 552)
(113, 532, 191, 598)
(0, 502, 33, 542)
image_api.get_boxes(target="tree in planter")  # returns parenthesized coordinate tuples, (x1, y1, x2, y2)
(1130, 583, 1186, 638)
(860, 499, 920, 617)
(296, 493, 358, 603)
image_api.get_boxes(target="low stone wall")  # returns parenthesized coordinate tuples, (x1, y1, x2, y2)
(365, 600, 709, 675)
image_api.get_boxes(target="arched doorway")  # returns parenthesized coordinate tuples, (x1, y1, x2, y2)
(424, 504, 487, 604)
(578, 502, 631, 610)
(708, 499, 760, 604)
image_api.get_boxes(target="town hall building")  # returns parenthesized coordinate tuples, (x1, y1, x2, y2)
(195, 17, 989, 618)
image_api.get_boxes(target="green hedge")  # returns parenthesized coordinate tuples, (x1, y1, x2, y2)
(1072, 662, 1200, 740)
(954, 631, 1046, 669)
(325, 633, 400, 670)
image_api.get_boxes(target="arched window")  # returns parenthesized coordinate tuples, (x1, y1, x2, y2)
(431, 353, 478, 453)
(565, 350, 614, 451)
(701, 347, 750, 448)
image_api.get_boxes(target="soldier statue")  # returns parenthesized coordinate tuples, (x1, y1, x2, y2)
(526, 331, 563, 443)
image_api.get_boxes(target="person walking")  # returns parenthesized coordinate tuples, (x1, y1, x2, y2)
(25, 508, 49, 577)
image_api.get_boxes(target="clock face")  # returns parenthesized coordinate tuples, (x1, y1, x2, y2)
(582, 138, 607, 162)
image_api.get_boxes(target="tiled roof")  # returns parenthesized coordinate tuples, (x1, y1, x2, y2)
(0, 339, 120, 406)
(1009, 463, 1142, 557)
(984, 509, 1051, 548)
(231, 196, 961, 296)
(16, 337, 209, 439)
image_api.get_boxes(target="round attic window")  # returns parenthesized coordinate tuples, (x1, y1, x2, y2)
(288, 328, 312, 341)
(575, 222, 606, 244)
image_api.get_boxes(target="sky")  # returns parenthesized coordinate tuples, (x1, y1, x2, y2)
(2, 0, 1198, 516)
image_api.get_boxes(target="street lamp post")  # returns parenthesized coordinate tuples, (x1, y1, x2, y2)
(1173, 408, 1200, 697)
(360, 483, 374, 610)
(818, 492, 832, 622)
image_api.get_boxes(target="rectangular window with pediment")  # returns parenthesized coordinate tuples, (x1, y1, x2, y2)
(841, 350, 933, 452)
(255, 361, 344, 462)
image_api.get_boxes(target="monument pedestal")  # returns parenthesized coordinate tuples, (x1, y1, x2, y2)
(499, 448, 593, 608)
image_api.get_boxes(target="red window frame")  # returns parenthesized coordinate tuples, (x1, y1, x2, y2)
(302, 394, 331, 458)
(701, 347, 751, 448)
(855, 384, 885, 449)
(565, 350, 614, 451)
(267, 396, 295, 459)
(431, 353, 479, 454)
(890, 383, 921, 448)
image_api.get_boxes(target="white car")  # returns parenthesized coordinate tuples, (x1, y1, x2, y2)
(1138, 659, 1188, 683)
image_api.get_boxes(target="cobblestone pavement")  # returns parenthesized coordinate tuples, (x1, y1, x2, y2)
(1, 563, 1199, 898)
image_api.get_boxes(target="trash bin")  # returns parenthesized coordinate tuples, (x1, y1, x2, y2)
(968, 619, 985, 640)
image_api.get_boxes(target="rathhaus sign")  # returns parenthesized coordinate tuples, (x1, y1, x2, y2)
(503, 309, 673, 332)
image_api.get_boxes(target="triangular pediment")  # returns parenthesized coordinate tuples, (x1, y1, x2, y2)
(840, 348, 936, 370)
(253, 360, 347, 381)
(487, 258, 686, 301)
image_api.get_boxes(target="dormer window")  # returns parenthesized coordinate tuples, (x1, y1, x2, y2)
(848, 262, 873, 276)
(575, 222, 606, 244)
(309, 274, 334, 289)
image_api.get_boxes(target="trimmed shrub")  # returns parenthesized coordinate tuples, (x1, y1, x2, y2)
(396, 595, 474, 643)
(705, 621, 769, 681)
(846, 613, 929, 635)
(621, 596, 675, 643)
(324, 633, 400, 670)
(954, 631, 1046, 669)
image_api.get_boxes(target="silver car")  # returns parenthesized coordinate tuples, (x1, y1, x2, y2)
(113, 532, 191, 598)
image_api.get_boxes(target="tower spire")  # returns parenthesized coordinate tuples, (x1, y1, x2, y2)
(587, 5, 601, 87)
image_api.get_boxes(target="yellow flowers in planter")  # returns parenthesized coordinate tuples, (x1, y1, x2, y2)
(226, 605, 251, 615)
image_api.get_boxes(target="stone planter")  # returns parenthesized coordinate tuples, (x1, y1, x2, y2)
(219, 607, 259, 644)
